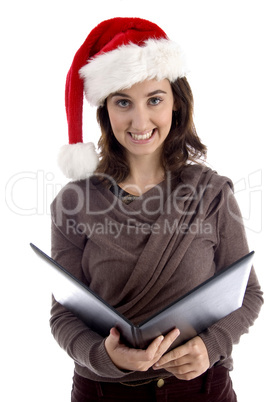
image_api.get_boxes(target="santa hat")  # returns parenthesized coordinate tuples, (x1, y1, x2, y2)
(59, 17, 188, 180)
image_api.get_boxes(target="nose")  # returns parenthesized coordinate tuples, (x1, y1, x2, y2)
(130, 104, 151, 132)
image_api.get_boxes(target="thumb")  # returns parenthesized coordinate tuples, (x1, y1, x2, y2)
(107, 327, 120, 347)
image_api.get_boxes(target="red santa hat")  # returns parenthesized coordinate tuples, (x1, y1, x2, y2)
(59, 17, 188, 180)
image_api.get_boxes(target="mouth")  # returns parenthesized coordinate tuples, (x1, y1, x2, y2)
(128, 129, 155, 141)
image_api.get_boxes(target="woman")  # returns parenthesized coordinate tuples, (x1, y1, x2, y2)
(50, 17, 263, 401)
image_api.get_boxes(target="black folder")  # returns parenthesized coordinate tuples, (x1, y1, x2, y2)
(30, 243, 253, 350)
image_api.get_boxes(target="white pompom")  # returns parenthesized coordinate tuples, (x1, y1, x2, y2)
(58, 142, 99, 180)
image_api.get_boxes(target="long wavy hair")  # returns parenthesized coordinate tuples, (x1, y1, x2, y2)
(95, 77, 207, 183)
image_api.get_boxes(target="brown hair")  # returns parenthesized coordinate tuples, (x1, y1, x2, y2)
(95, 77, 207, 183)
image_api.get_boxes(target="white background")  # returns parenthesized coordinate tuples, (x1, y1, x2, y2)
(1, 1, 266, 401)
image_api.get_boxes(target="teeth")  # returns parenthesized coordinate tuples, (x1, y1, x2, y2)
(130, 130, 154, 140)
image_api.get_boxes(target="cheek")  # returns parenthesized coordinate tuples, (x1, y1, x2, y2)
(159, 110, 174, 133)
(108, 110, 126, 134)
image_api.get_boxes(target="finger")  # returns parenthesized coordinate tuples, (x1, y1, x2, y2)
(110, 327, 120, 338)
(143, 329, 178, 362)
(149, 329, 180, 365)
(164, 367, 197, 381)
(154, 340, 188, 367)
(157, 328, 180, 356)
(106, 327, 121, 349)
(144, 335, 165, 360)
(153, 354, 189, 370)
(164, 362, 192, 373)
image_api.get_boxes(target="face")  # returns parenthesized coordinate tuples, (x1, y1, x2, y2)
(106, 79, 175, 160)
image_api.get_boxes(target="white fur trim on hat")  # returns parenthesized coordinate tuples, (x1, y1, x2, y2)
(79, 38, 188, 107)
(58, 142, 99, 181)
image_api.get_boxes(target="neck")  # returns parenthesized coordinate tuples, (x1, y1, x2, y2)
(120, 154, 165, 195)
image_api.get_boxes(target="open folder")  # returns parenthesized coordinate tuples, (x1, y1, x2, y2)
(30, 243, 253, 350)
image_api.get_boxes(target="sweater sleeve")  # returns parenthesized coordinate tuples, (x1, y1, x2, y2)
(199, 184, 264, 368)
(49, 216, 133, 379)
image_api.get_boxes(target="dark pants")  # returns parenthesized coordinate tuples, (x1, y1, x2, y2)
(71, 366, 237, 401)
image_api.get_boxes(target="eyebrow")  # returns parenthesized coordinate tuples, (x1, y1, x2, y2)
(110, 89, 167, 98)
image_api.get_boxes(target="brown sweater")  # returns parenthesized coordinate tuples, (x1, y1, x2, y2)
(50, 165, 263, 382)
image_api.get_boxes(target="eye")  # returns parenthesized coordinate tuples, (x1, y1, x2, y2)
(148, 97, 162, 106)
(116, 99, 131, 108)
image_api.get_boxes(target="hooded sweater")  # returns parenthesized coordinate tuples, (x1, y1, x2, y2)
(50, 165, 263, 382)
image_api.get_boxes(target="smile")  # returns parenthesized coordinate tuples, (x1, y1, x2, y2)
(129, 129, 154, 140)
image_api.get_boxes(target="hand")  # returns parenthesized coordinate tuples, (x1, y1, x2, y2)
(105, 327, 180, 372)
(153, 336, 210, 380)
